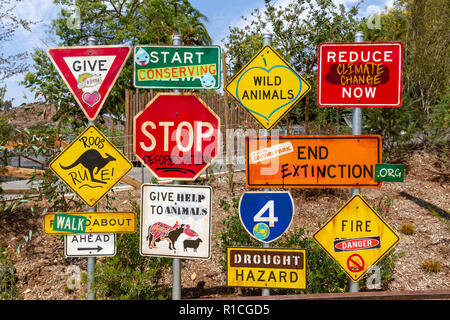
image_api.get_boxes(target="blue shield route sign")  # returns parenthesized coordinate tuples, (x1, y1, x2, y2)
(239, 191, 294, 243)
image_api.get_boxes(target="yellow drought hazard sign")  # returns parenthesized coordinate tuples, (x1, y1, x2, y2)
(227, 247, 306, 289)
(313, 194, 400, 282)
(225, 45, 311, 130)
(49, 125, 132, 207)
(43, 212, 136, 234)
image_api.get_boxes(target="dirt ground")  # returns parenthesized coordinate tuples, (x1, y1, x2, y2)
(1, 149, 449, 300)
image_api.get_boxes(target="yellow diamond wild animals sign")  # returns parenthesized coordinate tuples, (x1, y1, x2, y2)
(49, 125, 132, 207)
(225, 44, 311, 130)
(313, 194, 400, 282)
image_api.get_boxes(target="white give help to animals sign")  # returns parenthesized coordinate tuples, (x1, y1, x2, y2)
(139, 184, 212, 259)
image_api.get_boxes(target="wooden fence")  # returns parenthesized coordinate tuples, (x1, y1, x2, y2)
(124, 89, 258, 163)
(206, 289, 450, 300)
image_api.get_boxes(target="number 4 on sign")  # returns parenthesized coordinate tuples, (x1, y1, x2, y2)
(254, 200, 278, 227)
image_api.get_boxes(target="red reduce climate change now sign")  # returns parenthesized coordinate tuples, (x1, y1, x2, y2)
(47, 45, 131, 121)
(317, 42, 403, 107)
(134, 93, 220, 180)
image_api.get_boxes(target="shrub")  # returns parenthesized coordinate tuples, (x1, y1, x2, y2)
(274, 227, 349, 294)
(93, 195, 171, 300)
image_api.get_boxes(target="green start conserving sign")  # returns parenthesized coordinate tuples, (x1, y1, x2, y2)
(133, 45, 221, 89)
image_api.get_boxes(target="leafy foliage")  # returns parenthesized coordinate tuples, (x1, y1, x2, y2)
(0, 0, 37, 109)
(22, 0, 212, 127)
(0, 242, 19, 300)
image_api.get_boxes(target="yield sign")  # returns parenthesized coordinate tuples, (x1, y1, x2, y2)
(313, 194, 400, 282)
(47, 45, 131, 121)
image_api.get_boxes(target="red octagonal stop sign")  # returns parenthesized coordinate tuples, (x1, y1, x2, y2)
(134, 93, 220, 180)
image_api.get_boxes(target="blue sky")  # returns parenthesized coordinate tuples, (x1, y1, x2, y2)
(2, 0, 394, 107)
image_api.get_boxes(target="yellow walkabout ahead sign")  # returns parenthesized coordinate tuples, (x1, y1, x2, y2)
(43, 212, 136, 234)
(225, 45, 311, 130)
(313, 194, 400, 282)
(49, 125, 133, 207)
(227, 247, 306, 289)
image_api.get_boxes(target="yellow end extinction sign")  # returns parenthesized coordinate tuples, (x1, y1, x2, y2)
(49, 125, 132, 207)
(227, 247, 306, 289)
(313, 194, 400, 282)
(225, 45, 311, 130)
(43, 212, 136, 234)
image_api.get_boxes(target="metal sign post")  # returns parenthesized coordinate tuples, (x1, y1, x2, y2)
(86, 35, 97, 302)
(261, 33, 272, 297)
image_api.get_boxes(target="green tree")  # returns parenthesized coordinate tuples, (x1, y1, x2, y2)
(22, 0, 211, 126)
(0, 0, 36, 109)
(359, 0, 449, 155)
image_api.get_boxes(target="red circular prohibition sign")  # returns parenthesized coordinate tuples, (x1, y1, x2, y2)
(347, 254, 365, 273)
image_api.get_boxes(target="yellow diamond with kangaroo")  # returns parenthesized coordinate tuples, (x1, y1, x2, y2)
(49, 125, 132, 207)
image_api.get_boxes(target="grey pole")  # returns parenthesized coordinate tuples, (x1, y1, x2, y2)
(86, 239, 96, 300)
(171, 33, 183, 301)
(261, 33, 272, 297)
(86, 35, 97, 301)
(349, 31, 364, 293)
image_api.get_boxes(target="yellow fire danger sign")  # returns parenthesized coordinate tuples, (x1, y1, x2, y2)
(43, 212, 136, 234)
(227, 247, 306, 289)
(49, 125, 132, 207)
(312, 194, 400, 282)
(225, 45, 311, 130)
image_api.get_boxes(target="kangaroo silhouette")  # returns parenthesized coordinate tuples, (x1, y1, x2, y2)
(59, 149, 116, 184)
